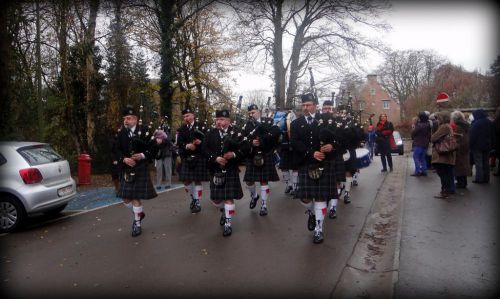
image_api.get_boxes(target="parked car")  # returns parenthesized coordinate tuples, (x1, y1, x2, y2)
(374, 130, 404, 156)
(0, 142, 76, 233)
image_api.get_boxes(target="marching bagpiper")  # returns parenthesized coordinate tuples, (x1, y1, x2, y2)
(204, 109, 247, 236)
(242, 104, 281, 216)
(176, 107, 210, 213)
(290, 94, 337, 244)
(278, 107, 299, 195)
(114, 105, 158, 237)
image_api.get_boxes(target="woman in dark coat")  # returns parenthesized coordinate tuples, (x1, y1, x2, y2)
(431, 111, 456, 199)
(375, 113, 394, 172)
(469, 109, 493, 183)
(451, 111, 471, 188)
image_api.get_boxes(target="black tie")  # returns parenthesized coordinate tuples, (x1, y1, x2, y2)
(307, 116, 313, 125)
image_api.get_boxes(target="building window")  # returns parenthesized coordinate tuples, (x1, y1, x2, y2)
(370, 88, 376, 96)
(359, 101, 365, 110)
(382, 100, 390, 109)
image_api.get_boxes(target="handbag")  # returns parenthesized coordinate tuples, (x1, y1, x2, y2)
(434, 125, 458, 154)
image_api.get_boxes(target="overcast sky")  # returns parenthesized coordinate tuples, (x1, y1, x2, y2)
(231, 1, 499, 96)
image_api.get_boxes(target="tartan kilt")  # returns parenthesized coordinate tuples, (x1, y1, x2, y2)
(178, 155, 211, 182)
(344, 148, 358, 174)
(278, 148, 299, 170)
(117, 162, 157, 200)
(295, 160, 337, 200)
(209, 167, 244, 200)
(243, 152, 280, 182)
(334, 154, 346, 182)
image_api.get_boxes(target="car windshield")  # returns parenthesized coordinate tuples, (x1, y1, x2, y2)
(18, 144, 64, 166)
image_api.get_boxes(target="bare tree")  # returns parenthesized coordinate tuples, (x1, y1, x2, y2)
(228, 0, 389, 109)
(376, 49, 446, 120)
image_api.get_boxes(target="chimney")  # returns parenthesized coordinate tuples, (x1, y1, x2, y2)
(367, 74, 377, 83)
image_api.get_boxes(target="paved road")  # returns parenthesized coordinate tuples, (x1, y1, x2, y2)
(1, 158, 388, 299)
(1, 154, 498, 299)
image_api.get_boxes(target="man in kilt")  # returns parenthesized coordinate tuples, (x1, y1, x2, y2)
(203, 109, 247, 236)
(242, 104, 281, 216)
(336, 106, 364, 205)
(278, 107, 299, 195)
(176, 108, 211, 213)
(114, 105, 158, 237)
(321, 100, 344, 219)
(290, 94, 337, 244)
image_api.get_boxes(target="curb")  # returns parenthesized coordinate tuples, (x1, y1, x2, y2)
(331, 156, 407, 298)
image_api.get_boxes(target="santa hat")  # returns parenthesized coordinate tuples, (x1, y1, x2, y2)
(436, 92, 449, 104)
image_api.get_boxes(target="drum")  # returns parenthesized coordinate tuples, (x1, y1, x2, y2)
(355, 148, 371, 169)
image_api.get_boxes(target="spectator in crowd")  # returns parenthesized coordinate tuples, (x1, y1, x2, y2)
(451, 110, 471, 188)
(411, 112, 431, 176)
(492, 107, 500, 176)
(154, 129, 173, 190)
(469, 109, 493, 184)
(366, 125, 376, 161)
(375, 113, 394, 172)
(431, 111, 456, 199)
(426, 112, 438, 170)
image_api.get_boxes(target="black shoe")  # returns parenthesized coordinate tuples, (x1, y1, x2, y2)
(249, 195, 260, 209)
(190, 199, 201, 213)
(352, 180, 358, 186)
(343, 191, 351, 204)
(306, 210, 316, 231)
(313, 230, 324, 244)
(328, 207, 337, 219)
(410, 173, 419, 177)
(219, 213, 226, 226)
(381, 169, 387, 172)
(223, 224, 232, 237)
(284, 186, 292, 194)
(259, 206, 268, 216)
(389, 167, 393, 172)
(131, 220, 142, 237)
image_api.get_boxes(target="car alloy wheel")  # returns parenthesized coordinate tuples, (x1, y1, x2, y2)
(0, 197, 25, 233)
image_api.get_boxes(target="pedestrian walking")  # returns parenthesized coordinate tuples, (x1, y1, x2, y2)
(290, 93, 337, 244)
(366, 125, 376, 161)
(451, 110, 472, 188)
(114, 105, 158, 237)
(375, 113, 394, 172)
(176, 108, 210, 213)
(203, 109, 246, 237)
(430, 111, 456, 199)
(153, 129, 173, 190)
(469, 109, 493, 184)
(278, 107, 299, 195)
(410, 112, 431, 176)
(242, 104, 281, 216)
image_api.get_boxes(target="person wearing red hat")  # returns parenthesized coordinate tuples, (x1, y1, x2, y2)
(436, 92, 452, 111)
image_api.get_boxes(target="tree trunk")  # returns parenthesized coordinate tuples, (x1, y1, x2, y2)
(285, 25, 305, 107)
(158, 0, 176, 123)
(56, 0, 81, 152)
(84, 0, 99, 154)
(272, 0, 286, 109)
(35, 0, 43, 141)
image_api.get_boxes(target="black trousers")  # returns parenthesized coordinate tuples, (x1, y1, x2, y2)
(378, 140, 393, 170)
(434, 163, 454, 193)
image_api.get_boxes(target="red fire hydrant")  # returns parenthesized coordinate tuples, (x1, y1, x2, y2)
(77, 153, 92, 185)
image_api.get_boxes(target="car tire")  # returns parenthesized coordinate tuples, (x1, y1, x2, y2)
(0, 195, 26, 233)
(44, 204, 68, 216)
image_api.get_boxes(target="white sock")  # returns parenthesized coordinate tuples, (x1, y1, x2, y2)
(261, 185, 270, 207)
(314, 201, 327, 231)
(132, 206, 143, 225)
(329, 198, 338, 209)
(292, 171, 298, 189)
(194, 185, 203, 201)
(224, 203, 235, 225)
(345, 177, 352, 192)
(282, 171, 290, 186)
(247, 184, 257, 198)
(300, 201, 314, 212)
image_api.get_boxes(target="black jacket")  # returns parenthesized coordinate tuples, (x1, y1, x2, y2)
(176, 121, 206, 158)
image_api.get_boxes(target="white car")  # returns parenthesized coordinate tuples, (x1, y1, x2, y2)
(0, 142, 76, 233)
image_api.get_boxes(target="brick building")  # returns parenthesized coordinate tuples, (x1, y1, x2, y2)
(353, 74, 401, 127)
